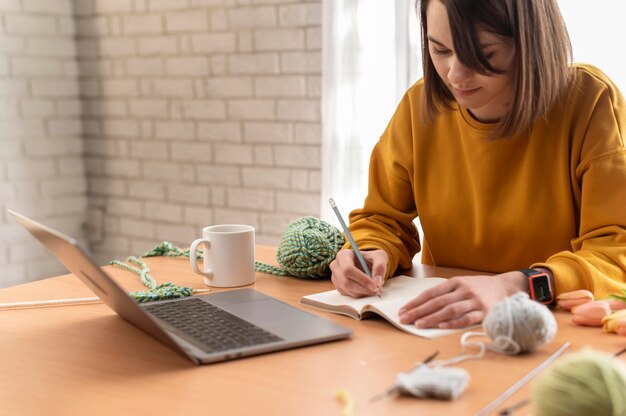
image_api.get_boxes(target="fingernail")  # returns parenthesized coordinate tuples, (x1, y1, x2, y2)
(399, 313, 408, 323)
(374, 275, 384, 286)
(439, 322, 449, 329)
(415, 320, 425, 328)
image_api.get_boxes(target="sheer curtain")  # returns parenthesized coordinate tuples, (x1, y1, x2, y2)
(321, 1, 626, 226)
(320, 0, 420, 224)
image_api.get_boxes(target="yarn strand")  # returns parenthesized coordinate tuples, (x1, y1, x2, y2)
(109, 242, 197, 303)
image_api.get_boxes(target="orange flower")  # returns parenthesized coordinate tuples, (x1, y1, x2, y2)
(602, 309, 626, 335)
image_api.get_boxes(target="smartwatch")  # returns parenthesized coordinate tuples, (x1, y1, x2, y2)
(519, 268, 555, 305)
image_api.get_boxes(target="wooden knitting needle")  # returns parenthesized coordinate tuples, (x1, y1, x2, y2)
(476, 341, 570, 416)
(0, 289, 212, 311)
(0, 297, 103, 310)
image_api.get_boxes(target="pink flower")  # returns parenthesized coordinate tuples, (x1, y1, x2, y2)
(557, 290, 594, 311)
(571, 301, 611, 327)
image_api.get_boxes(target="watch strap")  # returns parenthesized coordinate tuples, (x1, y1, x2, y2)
(519, 268, 541, 277)
(519, 268, 555, 305)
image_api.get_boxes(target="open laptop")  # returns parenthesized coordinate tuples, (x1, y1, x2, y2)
(9, 210, 352, 365)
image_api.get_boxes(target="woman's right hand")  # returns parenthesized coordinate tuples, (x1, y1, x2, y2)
(329, 249, 388, 297)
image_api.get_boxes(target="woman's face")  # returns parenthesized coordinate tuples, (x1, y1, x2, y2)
(426, 0, 516, 122)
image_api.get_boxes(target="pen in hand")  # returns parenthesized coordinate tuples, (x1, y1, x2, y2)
(329, 198, 382, 298)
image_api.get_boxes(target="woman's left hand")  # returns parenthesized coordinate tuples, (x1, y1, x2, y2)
(398, 271, 529, 329)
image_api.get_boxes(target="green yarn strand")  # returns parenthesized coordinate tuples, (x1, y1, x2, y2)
(130, 283, 193, 303)
(113, 215, 346, 298)
(141, 241, 202, 260)
(255, 216, 345, 279)
(109, 241, 195, 303)
(110, 256, 156, 289)
(254, 261, 290, 276)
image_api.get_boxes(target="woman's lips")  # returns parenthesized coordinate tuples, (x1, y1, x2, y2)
(452, 86, 481, 96)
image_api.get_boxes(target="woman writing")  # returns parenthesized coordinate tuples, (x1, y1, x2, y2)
(330, 0, 626, 329)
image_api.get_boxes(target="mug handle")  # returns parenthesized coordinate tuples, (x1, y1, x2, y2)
(189, 238, 213, 279)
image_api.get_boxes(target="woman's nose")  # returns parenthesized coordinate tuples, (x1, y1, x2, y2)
(448, 56, 472, 84)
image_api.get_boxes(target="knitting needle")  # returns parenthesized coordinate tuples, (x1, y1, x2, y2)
(369, 350, 440, 403)
(498, 344, 626, 415)
(497, 398, 529, 415)
(329, 198, 381, 298)
(477, 341, 570, 416)
(0, 289, 212, 311)
(0, 297, 103, 310)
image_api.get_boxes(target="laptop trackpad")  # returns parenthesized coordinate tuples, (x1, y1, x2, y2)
(223, 298, 315, 328)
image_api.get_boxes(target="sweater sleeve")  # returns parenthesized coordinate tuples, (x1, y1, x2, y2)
(533, 77, 626, 298)
(345, 92, 421, 278)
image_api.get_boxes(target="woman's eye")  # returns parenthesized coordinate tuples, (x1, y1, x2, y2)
(432, 48, 451, 55)
(485, 52, 496, 60)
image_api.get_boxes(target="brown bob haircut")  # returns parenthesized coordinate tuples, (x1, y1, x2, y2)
(418, 0, 573, 139)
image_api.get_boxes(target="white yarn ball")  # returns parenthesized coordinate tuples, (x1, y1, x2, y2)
(483, 292, 557, 355)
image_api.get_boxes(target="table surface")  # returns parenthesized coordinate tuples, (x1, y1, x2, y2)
(1, 245, 624, 416)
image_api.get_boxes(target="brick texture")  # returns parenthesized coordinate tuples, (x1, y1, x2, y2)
(76, 0, 323, 264)
(0, 0, 86, 287)
(0, 0, 322, 287)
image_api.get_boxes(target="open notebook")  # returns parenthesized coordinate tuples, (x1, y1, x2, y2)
(301, 275, 468, 339)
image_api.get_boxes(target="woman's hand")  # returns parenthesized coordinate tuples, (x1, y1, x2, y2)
(398, 271, 529, 329)
(330, 249, 388, 298)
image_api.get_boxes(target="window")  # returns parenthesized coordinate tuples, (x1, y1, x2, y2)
(321, 1, 626, 226)
(321, 0, 420, 222)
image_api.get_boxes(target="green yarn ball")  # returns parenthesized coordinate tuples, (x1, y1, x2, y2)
(531, 349, 626, 416)
(255, 216, 345, 279)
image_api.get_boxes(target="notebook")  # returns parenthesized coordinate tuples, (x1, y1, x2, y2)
(301, 275, 467, 339)
(9, 210, 352, 365)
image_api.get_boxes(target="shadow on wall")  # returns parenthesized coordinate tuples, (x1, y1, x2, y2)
(1, 0, 324, 288)
(0, 0, 87, 288)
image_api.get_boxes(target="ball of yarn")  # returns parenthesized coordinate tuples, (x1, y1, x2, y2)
(483, 292, 557, 355)
(531, 349, 626, 416)
(255, 216, 345, 279)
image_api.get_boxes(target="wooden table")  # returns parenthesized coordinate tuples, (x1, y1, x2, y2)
(1, 245, 624, 415)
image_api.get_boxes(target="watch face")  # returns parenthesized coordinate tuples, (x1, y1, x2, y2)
(531, 275, 553, 303)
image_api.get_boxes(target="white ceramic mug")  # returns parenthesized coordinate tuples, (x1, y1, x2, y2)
(189, 224, 256, 287)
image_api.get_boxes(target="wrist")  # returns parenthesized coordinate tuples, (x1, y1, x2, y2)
(519, 268, 555, 305)
(507, 271, 530, 295)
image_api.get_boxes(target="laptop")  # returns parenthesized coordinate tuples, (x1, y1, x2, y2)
(9, 210, 352, 365)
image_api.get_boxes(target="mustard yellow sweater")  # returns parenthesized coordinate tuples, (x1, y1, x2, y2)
(348, 64, 626, 298)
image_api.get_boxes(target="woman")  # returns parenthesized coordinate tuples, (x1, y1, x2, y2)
(329, 0, 626, 330)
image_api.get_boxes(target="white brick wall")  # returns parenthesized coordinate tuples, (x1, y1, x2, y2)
(0, 0, 86, 288)
(0, 0, 322, 287)
(77, 0, 323, 262)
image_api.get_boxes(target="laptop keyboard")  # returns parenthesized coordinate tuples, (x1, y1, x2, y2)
(143, 297, 284, 354)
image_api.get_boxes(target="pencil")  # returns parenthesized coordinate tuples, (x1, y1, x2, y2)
(329, 198, 381, 298)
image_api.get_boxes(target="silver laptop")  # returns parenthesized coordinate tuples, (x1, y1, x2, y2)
(9, 210, 352, 365)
